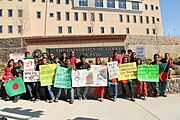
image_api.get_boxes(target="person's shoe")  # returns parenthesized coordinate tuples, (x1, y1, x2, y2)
(69, 99, 74, 104)
(94, 96, 98, 100)
(113, 96, 117, 102)
(131, 98, 135, 102)
(143, 96, 147, 101)
(49, 98, 55, 103)
(33, 99, 39, 103)
(31, 97, 36, 101)
(106, 95, 110, 99)
(100, 97, 104, 102)
(78, 97, 82, 101)
(12, 99, 18, 103)
(83, 95, 87, 100)
(54, 98, 59, 103)
(137, 94, 141, 99)
(162, 94, 167, 97)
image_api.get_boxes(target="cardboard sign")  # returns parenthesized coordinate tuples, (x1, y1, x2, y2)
(136, 46, 146, 60)
(9, 53, 25, 62)
(107, 61, 119, 79)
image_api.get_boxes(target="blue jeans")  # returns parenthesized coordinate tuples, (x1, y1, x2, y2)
(64, 88, 74, 100)
(47, 86, 61, 99)
(106, 82, 118, 97)
(77, 87, 89, 98)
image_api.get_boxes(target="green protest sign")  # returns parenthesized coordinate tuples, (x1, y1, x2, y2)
(54, 66, 72, 88)
(138, 65, 159, 82)
(4, 77, 26, 97)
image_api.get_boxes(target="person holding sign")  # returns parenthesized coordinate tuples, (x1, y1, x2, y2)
(121, 57, 135, 102)
(150, 54, 162, 97)
(75, 55, 90, 100)
(106, 57, 118, 102)
(136, 58, 148, 101)
(94, 57, 105, 102)
(1, 67, 15, 101)
(159, 53, 171, 97)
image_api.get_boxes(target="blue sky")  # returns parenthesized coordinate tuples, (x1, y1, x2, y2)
(160, 0, 180, 36)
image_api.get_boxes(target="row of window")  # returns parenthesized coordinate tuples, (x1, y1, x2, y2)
(0, 9, 23, 17)
(145, 4, 159, 10)
(32, 0, 69, 4)
(0, 25, 156, 35)
(36, 11, 160, 24)
(0, 25, 23, 34)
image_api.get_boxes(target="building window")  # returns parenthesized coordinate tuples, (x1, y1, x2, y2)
(57, 0, 60, 4)
(145, 4, 148, 10)
(42, 0, 45, 3)
(101, 27, 104, 33)
(50, 13, 54, 17)
(79, 0, 88, 6)
(68, 26, 72, 33)
(74, 12, 78, 21)
(99, 13, 103, 22)
(65, 0, 69, 4)
(50, 0, 53, 3)
(8, 9, 13, 17)
(132, 2, 139, 10)
(18, 9, 23, 17)
(18, 25, 23, 33)
(37, 11, 41, 19)
(146, 28, 149, 34)
(95, 0, 103, 7)
(66, 12, 70, 21)
(8, 26, 13, 33)
(156, 6, 159, 10)
(126, 28, 129, 34)
(18, 0, 23, 1)
(152, 17, 155, 24)
(107, 0, 115, 8)
(111, 27, 114, 34)
(118, 0, 126, 9)
(152, 29, 156, 34)
(126, 15, 130, 23)
(0, 9, 2, 17)
(140, 16, 143, 23)
(91, 13, 95, 21)
(83, 12, 87, 21)
(57, 12, 61, 20)
(157, 18, 160, 22)
(88, 27, 92, 33)
(32, 0, 36, 2)
(58, 26, 62, 33)
(151, 5, 154, 10)
(133, 15, 136, 23)
(146, 16, 149, 23)
(119, 14, 123, 22)
(0, 26, 2, 33)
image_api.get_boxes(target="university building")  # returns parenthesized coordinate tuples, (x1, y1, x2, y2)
(0, 0, 165, 59)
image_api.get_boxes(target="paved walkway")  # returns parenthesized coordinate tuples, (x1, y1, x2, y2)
(0, 94, 180, 120)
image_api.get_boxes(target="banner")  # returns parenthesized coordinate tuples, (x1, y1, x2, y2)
(107, 61, 119, 79)
(4, 77, 26, 97)
(9, 53, 25, 62)
(138, 65, 159, 82)
(72, 69, 90, 87)
(136, 46, 146, 60)
(24, 71, 40, 82)
(90, 65, 107, 86)
(23, 59, 36, 82)
(40, 64, 56, 86)
(118, 62, 137, 80)
(54, 66, 72, 88)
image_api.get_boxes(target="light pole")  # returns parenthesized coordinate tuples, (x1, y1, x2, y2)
(173, 29, 176, 37)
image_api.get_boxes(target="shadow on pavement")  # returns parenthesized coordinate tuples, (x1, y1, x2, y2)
(0, 107, 44, 120)
(68, 117, 99, 120)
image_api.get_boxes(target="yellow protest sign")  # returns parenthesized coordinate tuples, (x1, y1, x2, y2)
(40, 64, 56, 86)
(118, 62, 137, 80)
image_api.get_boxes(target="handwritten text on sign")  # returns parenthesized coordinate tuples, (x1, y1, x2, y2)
(118, 62, 137, 80)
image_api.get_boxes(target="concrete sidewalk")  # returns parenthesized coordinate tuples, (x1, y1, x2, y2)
(0, 94, 180, 120)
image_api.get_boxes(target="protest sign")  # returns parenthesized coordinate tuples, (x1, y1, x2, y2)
(138, 65, 159, 82)
(9, 53, 25, 62)
(136, 46, 146, 60)
(90, 65, 107, 86)
(24, 71, 40, 82)
(54, 66, 72, 88)
(4, 77, 26, 97)
(118, 62, 137, 80)
(107, 61, 119, 79)
(40, 64, 56, 86)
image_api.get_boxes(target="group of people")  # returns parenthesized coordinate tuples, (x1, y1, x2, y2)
(0, 49, 173, 104)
